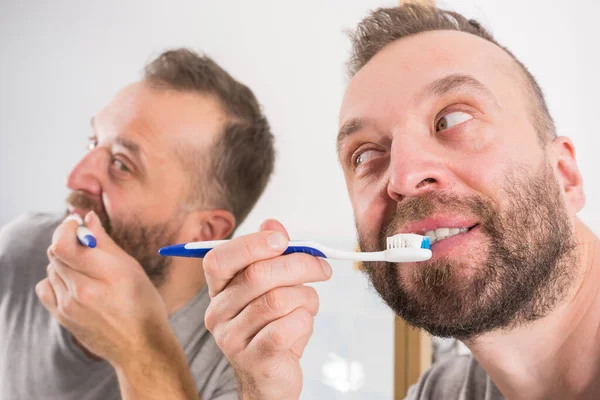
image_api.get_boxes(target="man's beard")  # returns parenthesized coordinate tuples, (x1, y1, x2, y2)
(66, 191, 176, 286)
(358, 160, 578, 340)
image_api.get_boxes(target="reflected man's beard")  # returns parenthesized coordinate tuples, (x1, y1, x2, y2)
(358, 161, 577, 340)
(66, 191, 176, 286)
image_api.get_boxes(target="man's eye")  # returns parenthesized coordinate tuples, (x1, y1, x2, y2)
(355, 149, 381, 167)
(112, 159, 130, 173)
(435, 111, 473, 132)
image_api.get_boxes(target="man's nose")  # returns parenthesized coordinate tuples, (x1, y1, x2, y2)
(386, 137, 451, 202)
(65, 149, 106, 195)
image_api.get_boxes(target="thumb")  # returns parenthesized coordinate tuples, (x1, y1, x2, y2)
(84, 211, 116, 250)
(259, 219, 290, 240)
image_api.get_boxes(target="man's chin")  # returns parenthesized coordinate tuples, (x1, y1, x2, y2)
(397, 257, 486, 293)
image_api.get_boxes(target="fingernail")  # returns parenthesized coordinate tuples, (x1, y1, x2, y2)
(267, 232, 287, 250)
(85, 210, 97, 224)
(320, 259, 332, 277)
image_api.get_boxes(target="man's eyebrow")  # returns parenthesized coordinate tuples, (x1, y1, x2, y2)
(337, 118, 368, 153)
(420, 73, 500, 106)
(90, 116, 143, 160)
(114, 137, 141, 155)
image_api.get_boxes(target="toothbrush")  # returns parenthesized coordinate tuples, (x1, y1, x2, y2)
(64, 214, 97, 248)
(158, 233, 431, 262)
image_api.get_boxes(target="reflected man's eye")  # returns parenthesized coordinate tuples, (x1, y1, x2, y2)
(87, 136, 98, 150)
(435, 111, 473, 132)
(112, 159, 130, 173)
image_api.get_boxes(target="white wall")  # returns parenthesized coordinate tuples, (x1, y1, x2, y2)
(1, 1, 598, 398)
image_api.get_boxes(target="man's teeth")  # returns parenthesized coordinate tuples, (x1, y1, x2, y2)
(425, 227, 469, 244)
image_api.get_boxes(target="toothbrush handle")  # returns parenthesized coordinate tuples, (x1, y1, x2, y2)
(159, 244, 328, 259)
(282, 245, 327, 258)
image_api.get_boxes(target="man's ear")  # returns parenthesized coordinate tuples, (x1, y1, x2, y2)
(178, 209, 236, 242)
(550, 136, 585, 215)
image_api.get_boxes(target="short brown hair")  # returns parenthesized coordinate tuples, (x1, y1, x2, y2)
(143, 48, 275, 231)
(348, 4, 556, 143)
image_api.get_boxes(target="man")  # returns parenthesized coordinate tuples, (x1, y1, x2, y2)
(0, 48, 275, 399)
(201, 4, 599, 400)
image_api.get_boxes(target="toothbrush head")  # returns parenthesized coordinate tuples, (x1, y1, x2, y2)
(384, 233, 432, 262)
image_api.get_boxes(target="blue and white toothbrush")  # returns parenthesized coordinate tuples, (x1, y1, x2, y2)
(65, 214, 97, 248)
(158, 233, 431, 262)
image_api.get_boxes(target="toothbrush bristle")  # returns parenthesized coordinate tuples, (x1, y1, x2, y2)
(386, 234, 429, 250)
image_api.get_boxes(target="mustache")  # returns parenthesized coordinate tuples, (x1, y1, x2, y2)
(66, 191, 112, 233)
(380, 191, 494, 246)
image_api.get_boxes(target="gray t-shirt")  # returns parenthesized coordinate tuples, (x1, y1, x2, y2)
(406, 354, 505, 400)
(0, 213, 238, 400)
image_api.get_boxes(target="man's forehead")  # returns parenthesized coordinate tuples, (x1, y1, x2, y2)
(94, 82, 225, 152)
(94, 82, 159, 136)
(339, 30, 517, 125)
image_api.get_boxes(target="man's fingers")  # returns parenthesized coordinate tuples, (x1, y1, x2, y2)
(258, 219, 290, 239)
(203, 230, 290, 298)
(35, 277, 57, 312)
(248, 307, 314, 359)
(210, 285, 319, 357)
(45, 264, 80, 321)
(47, 265, 68, 300)
(51, 258, 97, 305)
(207, 254, 331, 324)
(289, 328, 314, 359)
(49, 214, 99, 276)
(48, 212, 133, 280)
(50, 216, 82, 262)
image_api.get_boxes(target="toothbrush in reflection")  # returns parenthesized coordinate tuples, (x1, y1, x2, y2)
(65, 214, 97, 248)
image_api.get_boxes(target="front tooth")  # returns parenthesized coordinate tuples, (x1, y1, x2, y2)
(449, 228, 459, 235)
(435, 228, 449, 238)
(425, 231, 437, 243)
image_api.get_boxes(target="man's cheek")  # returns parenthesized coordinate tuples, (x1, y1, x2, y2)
(354, 202, 379, 235)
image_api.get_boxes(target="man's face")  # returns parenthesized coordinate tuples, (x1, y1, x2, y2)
(66, 82, 225, 285)
(338, 31, 580, 339)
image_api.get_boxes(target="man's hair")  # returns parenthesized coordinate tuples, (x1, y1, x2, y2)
(347, 4, 556, 143)
(143, 48, 274, 231)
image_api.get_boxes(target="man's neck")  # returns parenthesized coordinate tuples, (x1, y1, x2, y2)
(157, 257, 207, 315)
(467, 219, 600, 399)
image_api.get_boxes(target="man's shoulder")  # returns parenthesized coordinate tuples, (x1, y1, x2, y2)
(406, 354, 505, 400)
(0, 212, 62, 265)
(0, 212, 62, 243)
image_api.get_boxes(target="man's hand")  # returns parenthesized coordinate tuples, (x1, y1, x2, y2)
(35, 211, 171, 366)
(204, 219, 333, 400)
(36, 211, 199, 399)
